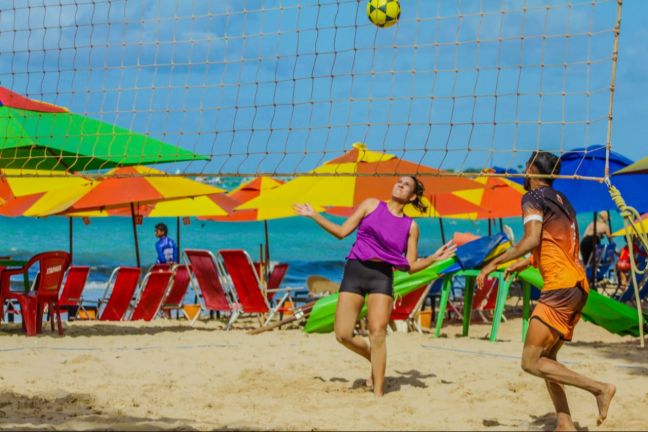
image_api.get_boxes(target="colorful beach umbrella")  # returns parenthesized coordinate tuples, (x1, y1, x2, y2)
(236, 143, 481, 220)
(441, 175, 525, 220)
(0, 87, 207, 171)
(0, 169, 96, 217)
(5, 166, 226, 266)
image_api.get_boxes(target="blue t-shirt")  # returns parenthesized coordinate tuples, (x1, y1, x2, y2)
(155, 236, 178, 264)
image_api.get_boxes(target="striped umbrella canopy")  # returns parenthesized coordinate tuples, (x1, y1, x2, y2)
(201, 176, 285, 222)
(0, 166, 226, 267)
(614, 156, 648, 175)
(0, 169, 97, 217)
(0, 87, 207, 171)
(441, 175, 525, 220)
(237, 142, 481, 220)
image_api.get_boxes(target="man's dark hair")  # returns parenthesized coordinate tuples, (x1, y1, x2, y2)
(155, 222, 168, 235)
(527, 151, 561, 185)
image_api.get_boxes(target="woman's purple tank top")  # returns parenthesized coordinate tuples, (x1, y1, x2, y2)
(347, 201, 413, 270)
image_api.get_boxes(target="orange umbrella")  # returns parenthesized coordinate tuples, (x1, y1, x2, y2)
(440, 175, 525, 220)
(58, 166, 225, 267)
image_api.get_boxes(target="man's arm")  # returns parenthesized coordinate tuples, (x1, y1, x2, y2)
(476, 218, 542, 288)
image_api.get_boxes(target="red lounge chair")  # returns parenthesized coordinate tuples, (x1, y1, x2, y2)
(58, 266, 91, 319)
(390, 283, 432, 334)
(130, 270, 173, 321)
(472, 277, 505, 323)
(160, 264, 194, 321)
(183, 249, 239, 328)
(219, 249, 292, 327)
(97, 267, 141, 321)
(0, 251, 71, 336)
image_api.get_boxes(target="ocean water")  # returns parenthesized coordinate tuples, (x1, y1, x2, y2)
(0, 212, 618, 301)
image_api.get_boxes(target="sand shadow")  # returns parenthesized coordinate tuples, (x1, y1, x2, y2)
(349, 369, 436, 393)
(528, 412, 589, 431)
(568, 339, 648, 365)
(0, 390, 199, 430)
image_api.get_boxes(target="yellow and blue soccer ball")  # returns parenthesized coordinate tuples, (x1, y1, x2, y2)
(366, 0, 401, 28)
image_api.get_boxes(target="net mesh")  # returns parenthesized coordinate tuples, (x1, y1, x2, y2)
(0, 0, 622, 178)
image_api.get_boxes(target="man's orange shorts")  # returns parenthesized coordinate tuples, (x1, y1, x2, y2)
(531, 287, 588, 341)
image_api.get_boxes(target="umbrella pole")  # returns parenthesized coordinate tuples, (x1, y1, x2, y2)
(488, 218, 492, 236)
(591, 212, 598, 289)
(499, 218, 503, 233)
(438, 218, 446, 244)
(69, 217, 73, 263)
(264, 220, 270, 280)
(177, 216, 181, 253)
(131, 203, 141, 268)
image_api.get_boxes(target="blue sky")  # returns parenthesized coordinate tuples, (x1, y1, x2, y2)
(0, 0, 645, 177)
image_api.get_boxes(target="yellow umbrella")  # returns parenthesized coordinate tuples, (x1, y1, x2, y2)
(0, 169, 97, 217)
(237, 142, 481, 219)
(1, 166, 226, 266)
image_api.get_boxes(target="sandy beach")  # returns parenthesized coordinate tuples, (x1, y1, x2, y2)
(0, 317, 645, 431)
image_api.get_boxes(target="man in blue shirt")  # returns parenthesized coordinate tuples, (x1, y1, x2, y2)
(154, 223, 178, 264)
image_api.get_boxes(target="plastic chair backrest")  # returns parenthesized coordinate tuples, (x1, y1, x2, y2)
(33, 251, 71, 301)
(163, 264, 191, 307)
(131, 270, 173, 321)
(59, 266, 90, 307)
(219, 249, 269, 314)
(184, 249, 231, 312)
(267, 263, 288, 290)
(99, 267, 141, 321)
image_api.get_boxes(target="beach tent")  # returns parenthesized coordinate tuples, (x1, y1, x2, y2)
(0, 87, 207, 171)
(553, 145, 648, 213)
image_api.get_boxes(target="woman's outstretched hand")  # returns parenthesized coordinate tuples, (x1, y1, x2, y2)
(293, 203, 316, 217)
(431, 241, 457, 262)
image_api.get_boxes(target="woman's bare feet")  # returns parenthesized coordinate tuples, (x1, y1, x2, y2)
(596, 383, 616, 426)
(555, 415, 576, 432)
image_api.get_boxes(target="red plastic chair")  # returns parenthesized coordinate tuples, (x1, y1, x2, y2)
(58, 266, 91, 318)
(0, 251, 71, 336)
(160, 264, 193, 319)
(97, 267, 142, 321)
(219, 249, 270, 314)
(130, 270, 173, 321)
(184, 249, 238, 327)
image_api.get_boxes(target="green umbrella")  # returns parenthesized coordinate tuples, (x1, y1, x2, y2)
(0, 88, 207, 171)
(614, 156, 648, 175)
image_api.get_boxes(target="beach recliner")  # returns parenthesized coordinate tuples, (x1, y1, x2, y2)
(58, 266, 91, 319)
(183, 249, 240, 328)
(129, 269, 174, 321)
(159, 264, 195, 321)
(390, 283, 432, 333)
(0, 251, 71, 336)
(97, 267, 142, 321)
(219, 249, 294, 327)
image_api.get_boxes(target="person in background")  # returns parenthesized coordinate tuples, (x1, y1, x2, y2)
(580, 211, 612, 265)
(154, 222, 178, 264)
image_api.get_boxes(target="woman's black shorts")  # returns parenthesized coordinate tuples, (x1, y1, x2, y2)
(339, 259, 394, 298)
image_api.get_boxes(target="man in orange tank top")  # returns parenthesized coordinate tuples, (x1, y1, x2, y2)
(477, 151, 615, 430)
